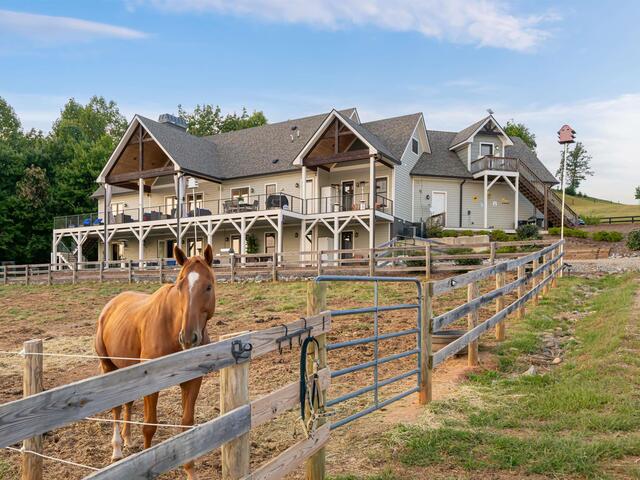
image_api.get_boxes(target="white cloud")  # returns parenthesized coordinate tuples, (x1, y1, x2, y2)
(136, 0, 555, 51)
(0, 10, 148, 45)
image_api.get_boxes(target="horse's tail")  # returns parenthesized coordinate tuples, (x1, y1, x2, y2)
(95, 301, 118, 373)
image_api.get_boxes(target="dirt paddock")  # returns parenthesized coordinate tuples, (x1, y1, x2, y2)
(0, 276, 518, 479)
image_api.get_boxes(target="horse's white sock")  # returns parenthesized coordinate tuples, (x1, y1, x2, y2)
(111, 423, 123, 461)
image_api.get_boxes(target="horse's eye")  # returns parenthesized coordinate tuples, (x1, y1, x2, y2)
(206, 284, 212, 291)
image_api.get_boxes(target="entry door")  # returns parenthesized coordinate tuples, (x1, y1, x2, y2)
(340, 231, 354, 259)
(231, 235, 241, 254)
(305, 178, 315, 213)
(341, 181, 354, 211)
(431, 192, 447, 218)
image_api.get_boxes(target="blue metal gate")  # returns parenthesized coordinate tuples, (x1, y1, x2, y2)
(315, 275, 422, 429)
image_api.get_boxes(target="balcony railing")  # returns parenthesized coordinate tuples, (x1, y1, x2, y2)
(304, 193, 393, 215)
(470, 156, 519, 174)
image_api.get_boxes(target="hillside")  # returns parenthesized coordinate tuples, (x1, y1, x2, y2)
(561, 193, 640, 218)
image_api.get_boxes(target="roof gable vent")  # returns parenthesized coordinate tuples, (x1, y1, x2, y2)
(158, 113, 188, 130)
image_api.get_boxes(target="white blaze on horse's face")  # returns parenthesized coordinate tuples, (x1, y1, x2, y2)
(178, 262, 214, 350)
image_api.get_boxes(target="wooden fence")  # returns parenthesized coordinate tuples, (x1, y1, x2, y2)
(0, 310, 332, 480)
(419, 239, 564, 401)
(1, 240, 555, 285)
(598, 215, 639, 224)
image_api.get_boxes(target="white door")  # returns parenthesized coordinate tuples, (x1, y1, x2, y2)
(431, 192, 447, 220)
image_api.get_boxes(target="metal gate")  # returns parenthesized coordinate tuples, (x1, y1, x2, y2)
(316, 275, 422, 429)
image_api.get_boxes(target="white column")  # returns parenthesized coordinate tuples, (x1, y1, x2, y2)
(514, 175, 519, 230)
(139, 178, 145, 260)
(277, 211, 284, 254)
(240, 216, 247, 264)
(301, 166, 307, 214)
(483, 175, 488, 229)
(104, 183, 112, 261)
(76, 233, 83, 266)
(369, 156, 376, 249)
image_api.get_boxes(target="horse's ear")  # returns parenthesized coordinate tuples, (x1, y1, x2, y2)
(173, 245, 187, 266)
(203, 244, 214, 265)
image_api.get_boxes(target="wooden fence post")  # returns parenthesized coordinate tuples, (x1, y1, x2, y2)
(517, 265, 526, 319)
(25, 266, 30, 286)
(551, 246, 558, 288)
(2, 266, 7, 285)
(22, 339, 43, 480)
(305, 281, 327, 480)
(127, 260, 133, 284)
(419, 281, 433, 404)
(99, 261, 104, 283)
(46, 265, 52, 287)
(219, 331, 250, 480)
(489, 242, 497, 265)
(369, 248, 375, 277)
(495, 271, 506, 341)
(158, 260, 163, 284)
(425, 244, 431, 281)
(542, 253, 550, 295)
(230, 254, 236, 283)
(467, 281, 479, 365)
(272, 252, 278, 282)
(72, 262, 77, 285)
(532, 256, 540, 305)
(317, 250, 323, 277)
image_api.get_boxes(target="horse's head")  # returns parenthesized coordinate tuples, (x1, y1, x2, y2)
(173, 244, 216, 350)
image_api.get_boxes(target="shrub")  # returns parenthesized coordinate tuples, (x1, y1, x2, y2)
(404, 249, 426, 267)
(591, 231, 623, 242)
(582, 215, 601, 225)
(516, 224, 541, 240)
(626, 230, 640, 250)
(447, 247, 483, 266)
(548, 227, 588, 238)
(496, 245, 517, 254)
(425, 224, 443, 238)
(442, 230, 459, 237)
(490, 229, 516, 242)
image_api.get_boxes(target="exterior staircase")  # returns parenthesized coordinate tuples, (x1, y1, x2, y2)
(471, 156, 579, 228)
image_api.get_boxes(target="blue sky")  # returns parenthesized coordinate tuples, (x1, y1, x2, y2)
(1, 1, 639, 201)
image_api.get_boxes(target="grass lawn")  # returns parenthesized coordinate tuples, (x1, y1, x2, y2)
(332, 274, 640, 479)
(564, 193, 640, 219)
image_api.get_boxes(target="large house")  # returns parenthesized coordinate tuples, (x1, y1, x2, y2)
(51, 108, 576, 263)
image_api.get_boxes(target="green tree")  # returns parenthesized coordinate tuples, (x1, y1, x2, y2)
(635, 186, 640, 203)
(177, 104, 267, 136)
(504, 120, 537, 151)
(556, 142, 593, 195)
(0, 97, 21, 142)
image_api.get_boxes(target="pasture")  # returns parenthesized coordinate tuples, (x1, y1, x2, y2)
(564, 193, 640, 219)
(1, 269, 637, 478)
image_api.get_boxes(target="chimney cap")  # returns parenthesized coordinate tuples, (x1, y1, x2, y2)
(158, 113, 188, 130)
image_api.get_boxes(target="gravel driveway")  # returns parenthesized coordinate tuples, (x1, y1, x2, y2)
(567, 257, 640, 274)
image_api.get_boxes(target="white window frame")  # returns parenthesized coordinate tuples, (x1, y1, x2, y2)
(411, 137, 419, 155)
(264, 232, 276, 254)
(479, 142, 495, 158)
(265, 183, 277, 196)
(230, 186, 251, 201)
(186, 191, 204, 212)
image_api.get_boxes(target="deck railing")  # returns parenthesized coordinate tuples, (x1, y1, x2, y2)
(304, 193, 392, 215)
(470, 155, 519, 174)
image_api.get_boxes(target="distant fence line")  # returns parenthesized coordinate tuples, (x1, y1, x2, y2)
(597, 215, 639, 225)
(1, 240, 555, 286)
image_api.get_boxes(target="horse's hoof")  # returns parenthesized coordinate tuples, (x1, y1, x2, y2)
(111, 452, 123, 462)
(123, 437, 132, 448)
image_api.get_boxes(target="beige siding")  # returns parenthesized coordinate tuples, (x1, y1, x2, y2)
(394, 117, 424, 221)
(412, 177, 463, 228)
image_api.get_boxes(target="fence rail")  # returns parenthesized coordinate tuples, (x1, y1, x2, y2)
(1, 240, 556, 286)
(597, 215, 639, 224)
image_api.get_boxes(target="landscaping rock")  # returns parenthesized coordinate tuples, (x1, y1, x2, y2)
(552, 357, 562, 365)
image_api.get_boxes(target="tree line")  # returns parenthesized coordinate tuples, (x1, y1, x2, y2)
(0, 96, 266, 264)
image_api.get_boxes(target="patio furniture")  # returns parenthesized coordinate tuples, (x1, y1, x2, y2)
(266, 194, 288, 209)
(186, 208, 212, 217)
(223, 199, 239, 213)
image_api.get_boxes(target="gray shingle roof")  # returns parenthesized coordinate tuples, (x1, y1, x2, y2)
(412, 129, 558, 184)
(449, 115, 490, 148)
(411, 130, 472, 178)
(362, 113, 423, 161)
(337, 112, 399, 163)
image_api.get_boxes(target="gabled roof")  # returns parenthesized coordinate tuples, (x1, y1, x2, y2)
(411, 130, 472, 178)
(362, 113, 423, 160)
(449, 114, 513, 150)
(336, 111, 399, 163)
(412, 129, 558, 184)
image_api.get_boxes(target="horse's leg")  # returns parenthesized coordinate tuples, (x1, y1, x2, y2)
(142, 392, 159, 449)
(180, 378, 203, 480)
(111, 405, 124, 462)
(122, 401, 134, 447)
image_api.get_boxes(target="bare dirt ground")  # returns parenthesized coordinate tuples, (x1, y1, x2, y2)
(0, 275, 523, 480)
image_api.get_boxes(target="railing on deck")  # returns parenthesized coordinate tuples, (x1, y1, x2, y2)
(470, 156, 518, 174)
(304, 193, 392, 215)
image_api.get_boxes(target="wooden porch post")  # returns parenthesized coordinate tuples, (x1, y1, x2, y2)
(138, 178, 145, 261)
(104, 183, 112, 261)
(301, 166, 307, 214)
(369, 155, 376, 249)
(175, 173, 184, 249)
(483, 174, 488, 229)
(277, 211, 284, 256)
(240, 216, 247, 265)
(514, 175, 519, 230)
(544, 185, 549, 230)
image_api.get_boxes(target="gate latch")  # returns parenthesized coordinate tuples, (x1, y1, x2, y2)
(231, 339, 253, 363)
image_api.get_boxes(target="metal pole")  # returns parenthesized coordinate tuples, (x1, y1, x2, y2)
(560, 143, 568, 272)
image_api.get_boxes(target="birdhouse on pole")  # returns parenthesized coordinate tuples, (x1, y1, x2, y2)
(558, 124, 576, 144)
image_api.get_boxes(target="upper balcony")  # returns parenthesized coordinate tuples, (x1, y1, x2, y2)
(470, 156, 519, 175)
(53, 192, 394, 230)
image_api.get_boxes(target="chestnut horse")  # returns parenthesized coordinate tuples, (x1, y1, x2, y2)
(94, 245, 216, 479)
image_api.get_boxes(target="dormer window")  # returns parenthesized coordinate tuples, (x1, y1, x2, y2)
(480, 143, 494, 157)
(412, 138, 419, 154)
